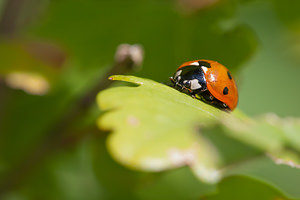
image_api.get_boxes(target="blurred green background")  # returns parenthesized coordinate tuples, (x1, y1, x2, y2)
(1, 0, 300, 199)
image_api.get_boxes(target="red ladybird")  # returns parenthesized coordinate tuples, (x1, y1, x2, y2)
(170, 59, 238, 111)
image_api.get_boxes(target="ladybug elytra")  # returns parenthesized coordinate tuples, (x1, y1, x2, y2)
(170, 60, 238, 111)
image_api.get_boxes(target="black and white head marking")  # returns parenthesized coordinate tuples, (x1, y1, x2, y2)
(198, 61, 211, 68)
(198, 61, 211, 74)
(174, 69, 182, 79)
(189, 61, 200, 66)
(190, 79, 202, 90)
(183, 80, 190, 87)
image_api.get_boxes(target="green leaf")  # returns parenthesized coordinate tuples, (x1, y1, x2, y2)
(97, 75, 226, 183)
(96, 75, 300, 197)
(201, 175, 289, 200)
(221, 113, 300, 158)
(224, 156, 300, 199)
(136, 167, 216, 200)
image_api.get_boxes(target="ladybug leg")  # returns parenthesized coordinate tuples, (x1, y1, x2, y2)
(169, 77, 174, 83)
(201, 91, 214, 102)
(180, 80, 192, 93)
(169, 77, 177, 87)
(174, 83, 186, 92)
(180, 85, 191, 92)
(168, 77, 180, 89)
(208, 95, 214, 101)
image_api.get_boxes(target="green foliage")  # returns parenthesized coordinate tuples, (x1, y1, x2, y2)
(1, 0, 300, 199)
(97, 75, 300, 199)
(97, 75, 224, 183)
(202, 176, 288, 200)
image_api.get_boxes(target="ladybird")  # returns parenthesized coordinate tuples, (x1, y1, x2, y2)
(170, 59, 238, 111)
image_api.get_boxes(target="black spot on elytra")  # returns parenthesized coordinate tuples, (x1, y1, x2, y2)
(198, 61, 211, 68)
(227, 71, 232, 80)
(223, 87, 228, 95)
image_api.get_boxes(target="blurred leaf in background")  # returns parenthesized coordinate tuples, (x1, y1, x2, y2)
(237, 0, 300, 117)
